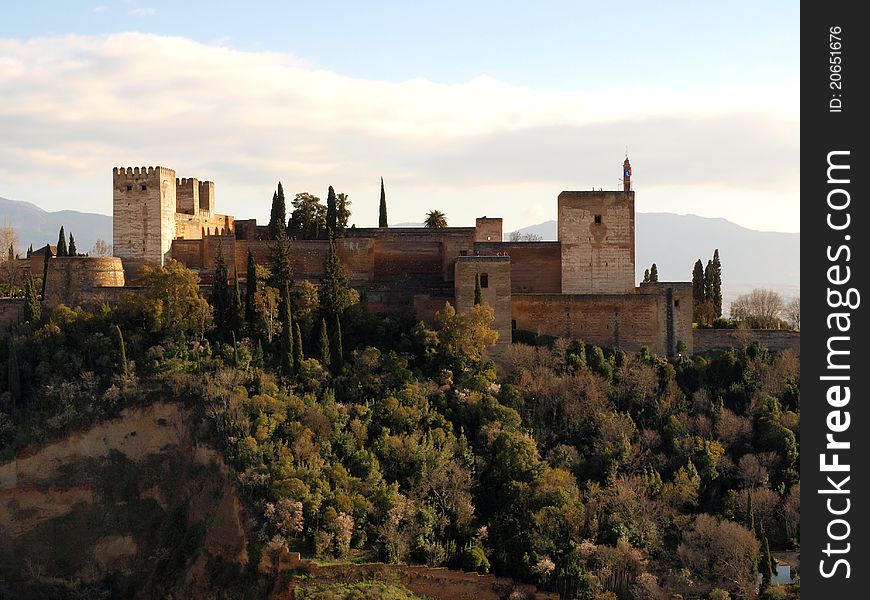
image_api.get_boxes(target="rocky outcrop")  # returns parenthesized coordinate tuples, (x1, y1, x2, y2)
(0, 402, 250, 599)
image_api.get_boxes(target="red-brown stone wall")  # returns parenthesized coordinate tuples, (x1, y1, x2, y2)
(473, 242, 561, 293)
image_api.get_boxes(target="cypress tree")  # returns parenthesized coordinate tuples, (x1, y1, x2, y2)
(332, 313, 343, 372)
(27, 243, 33, 258)
(643, 269, 650, 283)
(211, 244, 229, 334)
(712, 249, 723, 318)
(474, 273, 482, 305)
(378, 177, 388, 228)
(649, 263, 659, 282)
(293, 321, 304, 370)
(692, 259, 705, 306)
(232, 331, 240, 368)
(56, 226, 68, 257)
(336, 192, 350, 236)
(7, 339, 20, 409)
(115, 325, 128, 378)
(279, 288, 294, 375)
(269, 183, 287, 239)
(23, 276, 41, 324)
(68, 233, 77, 256)
(245, 250, 258, 331)
(320, 240, 352, 318)
(41, 245, 51, 297)
(269, 229, 294, 294)
(230, 268, 244, 335)
(760, 524, 775, 589)
(704, 259, 714, 303)
(745, 492, 756, 537)
(326, 185, 338, 237)
(319, 317, 331, 367)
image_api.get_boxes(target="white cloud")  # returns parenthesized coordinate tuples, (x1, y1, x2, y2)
(0, 33, 799, 232)
(129, 7, 155, 17)
(93, 5, 108, 13)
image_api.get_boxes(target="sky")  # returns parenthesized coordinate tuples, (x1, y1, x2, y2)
(0, 1, 799, 233)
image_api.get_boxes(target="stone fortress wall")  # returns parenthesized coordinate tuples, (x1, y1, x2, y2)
(22, 158, 793, 358)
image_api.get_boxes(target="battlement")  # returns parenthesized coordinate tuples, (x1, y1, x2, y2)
(113, 166, 174, 181)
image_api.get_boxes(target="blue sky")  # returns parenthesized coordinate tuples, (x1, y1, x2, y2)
(0, 1, 799, 233)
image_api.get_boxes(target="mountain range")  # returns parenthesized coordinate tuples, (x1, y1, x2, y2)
(2, 197, 797, 308)
(0, 196, 111, 254)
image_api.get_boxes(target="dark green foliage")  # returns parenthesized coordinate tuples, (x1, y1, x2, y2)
(424, 210, 447, 228)
(292, 321, 304, 370)
(68, 233, 77, 256)
(319, 241, 353, 318)
(279, 288, 294, 375)
(319, 317, 331, 367)
(269, 230, 294, 293)
(244, 250, 257, 331)
(268, 183, 286, 239)
(332, 313, 343, 371)
(211, 244, 229, 334)
(712, 249, 723, 317)
(336, 192, 351, 235)
(649, 263, 658, 282)
(23, 276, 41, 325)
(56, 226, 68, 257)
(378, 177, 388, 227)
(229, 269, 243, 335)
(288, 192, 326, 239)
(41, 246, 51, 297)
(692, 260, 705, 305)
(474, 273, 482, 306)
(326, 185, 338, 236)
(704, 259, 714, 302)
(643, 268, 650, 283)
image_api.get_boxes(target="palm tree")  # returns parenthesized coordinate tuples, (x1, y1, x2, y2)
(424, 210, 447, 228)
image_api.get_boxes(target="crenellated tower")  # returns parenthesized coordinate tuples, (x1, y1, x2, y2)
(113, 166, 177, 271)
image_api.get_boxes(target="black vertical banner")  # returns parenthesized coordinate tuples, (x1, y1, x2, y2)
(802, 2, 869, 598)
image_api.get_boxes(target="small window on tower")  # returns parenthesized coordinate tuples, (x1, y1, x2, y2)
(480, 274, 489, 288)
(594, 215, 602, 224)
(126, 185, 132, 191)
(141, 184, 147, 191)
(674, 299, 681, 308)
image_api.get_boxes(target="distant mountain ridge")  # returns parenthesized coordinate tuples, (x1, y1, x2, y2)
(0, 196, 111, 254)
(1, 195, 798, 308)
(512, 213, 800, 306)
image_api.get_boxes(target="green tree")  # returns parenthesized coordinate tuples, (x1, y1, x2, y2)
(245, 249, 258, 331)
(474, 272, 482, 306)
(140, 259, 212, 338)
(378, 177, 388, 228)
(41, 245, 51, 297)
(288, 192, 325, 239)
(649, 263, 659, 282)
(332, 313, 343, 371)
(643, 268, 650, 283)
(56, 226, 68, 257)
(336, 192, 351, 235)
(211, 244, 230, 333)
(230, 268, 244, 335)
(269, 230, 294, 295)
(279, 287, 295, 375)
(319, 240, 356, 318)
(269, 183, 287, 239)
(293, 320, 304, 370)
(68, 233, 77, 256)
(326, 185, 338, 236)
(23, 275, 41, 324)
(704, 259, 714, 303)
(424, 210, 447, 228)
(692, 259, 705, 306)
(760, 523, 775, 589)
(712, 249, 723, 317)
(319, 317, 331, 367)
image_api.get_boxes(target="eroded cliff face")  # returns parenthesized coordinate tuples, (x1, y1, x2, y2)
(0, 402, 251, 599)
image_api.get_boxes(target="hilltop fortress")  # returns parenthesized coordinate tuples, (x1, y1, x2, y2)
(33, 159, 698, 356)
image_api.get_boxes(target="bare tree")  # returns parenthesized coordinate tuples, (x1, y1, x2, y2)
(90, 239, 113, 256)
(0, 223, 20, 296)
(729, 288, 784, 329)
(509, 230, 543, 242)
(784, 296, 800, 330)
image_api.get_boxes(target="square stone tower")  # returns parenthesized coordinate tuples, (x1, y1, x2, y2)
(454, 256, 512, 352)
(113, 166, 177, 268)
